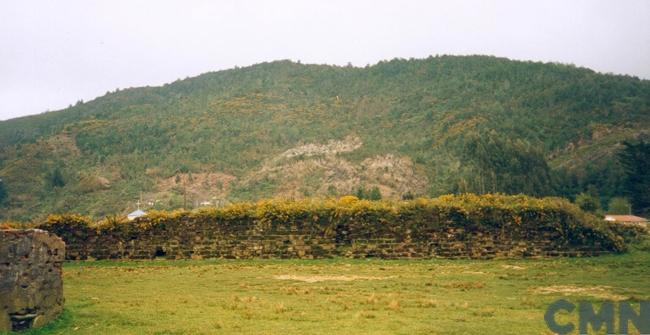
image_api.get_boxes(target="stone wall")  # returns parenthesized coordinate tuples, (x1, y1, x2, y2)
(39, 208, 619, 261)
(0, 229, 65, 332)
(35, 196, 624, 261)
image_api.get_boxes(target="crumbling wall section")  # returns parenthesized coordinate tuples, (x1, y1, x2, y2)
(0, 229, 65, 332)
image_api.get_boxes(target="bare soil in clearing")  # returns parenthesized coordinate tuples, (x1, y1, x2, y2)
(501, 265, 526, 270)
(531, 285, 627, 300)
(273, 274, 393, 283)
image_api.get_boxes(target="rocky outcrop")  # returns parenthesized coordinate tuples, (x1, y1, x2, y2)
(0, 229, 65, 331)
(239, 136, 428, 198)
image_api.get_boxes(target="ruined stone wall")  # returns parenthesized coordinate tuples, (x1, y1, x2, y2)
(38, 201, 620, 261)
(0, 229, 65, 332)
(74, 225, 608, 260)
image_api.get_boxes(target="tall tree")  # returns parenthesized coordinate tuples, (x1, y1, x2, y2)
(461, 131, 553, 196)
(575, 192, 601, 214)
(355, 187, 366, 200)
(607, 197, 631, 215)
(0, 179, 7, 205)
(46, 167, 66, 189)
(368, 186, 382, 200)
(618, 140, 650, 216)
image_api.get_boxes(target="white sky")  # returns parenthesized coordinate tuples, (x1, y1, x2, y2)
(1, 0, 649, 120)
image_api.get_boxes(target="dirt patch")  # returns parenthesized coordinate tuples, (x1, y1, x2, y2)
(160, 172, 236, 192)
(154, 172, 236, 202)
(278, 135, 363, 159)
(501, 265, 526, 270)
(242, 136, 428, 199)
(273, 274, 391, 283)
(47, 133, 81, 156)
(462, 271, 487, 275)
(531, 285, 627, 300)
(443, 281, 486, 290)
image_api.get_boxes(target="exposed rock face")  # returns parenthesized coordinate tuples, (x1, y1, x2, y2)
(240, 136, 428, 198)
(276, 135, 363, 159)
(0, 229, 65, 331)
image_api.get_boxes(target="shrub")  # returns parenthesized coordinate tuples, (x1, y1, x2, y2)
(36, 194, 627, 254)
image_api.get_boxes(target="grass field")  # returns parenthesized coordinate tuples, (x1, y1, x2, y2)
(13, 246, 650, 335)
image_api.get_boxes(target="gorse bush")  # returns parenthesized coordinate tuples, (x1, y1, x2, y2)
(36, 194, 626, 254)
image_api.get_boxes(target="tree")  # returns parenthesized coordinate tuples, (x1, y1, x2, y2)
(618, 140, 650, 216)
(575, 192, 601, 213)
(401, 191, 414, 200)
(355, 186, 382, 200)
(46, 167, 65, 188)
(0, 179, 7, 205)
(607, 197, 631, 214)
(327, 185, 337, 196)
(355, 187, 366, 199)
(461, 131, 553, 196)
(368, 186, 382, 200)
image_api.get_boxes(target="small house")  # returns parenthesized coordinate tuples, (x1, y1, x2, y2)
(604, 215, 648, 230)
(604, 215, 648, 224)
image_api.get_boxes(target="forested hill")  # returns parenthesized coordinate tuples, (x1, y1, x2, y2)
(1, 55, 649, 220)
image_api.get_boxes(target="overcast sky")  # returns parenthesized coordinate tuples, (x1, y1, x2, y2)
(1, 0, 649, 120)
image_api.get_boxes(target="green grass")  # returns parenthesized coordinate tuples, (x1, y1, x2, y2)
(12, 249, 650, 335)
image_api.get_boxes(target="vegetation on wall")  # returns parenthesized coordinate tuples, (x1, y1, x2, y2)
(37, 194, 626, 255)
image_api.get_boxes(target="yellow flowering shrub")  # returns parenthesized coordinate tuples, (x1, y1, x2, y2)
(34, 194, 626, 253)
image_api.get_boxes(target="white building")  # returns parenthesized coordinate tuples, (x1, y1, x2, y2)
(127, 209, 147, 221)
(604, 215, 648, 224)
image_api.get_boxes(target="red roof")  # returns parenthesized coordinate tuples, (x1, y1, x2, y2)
(605, 215, 648, 222)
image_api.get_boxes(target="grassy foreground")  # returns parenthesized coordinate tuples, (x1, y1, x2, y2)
(16, 249, 650, 335)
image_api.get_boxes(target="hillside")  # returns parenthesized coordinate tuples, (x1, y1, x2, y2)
(1, 55, 649, 220)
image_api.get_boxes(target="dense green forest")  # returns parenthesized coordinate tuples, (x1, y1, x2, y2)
(1, 55, 649, 220)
